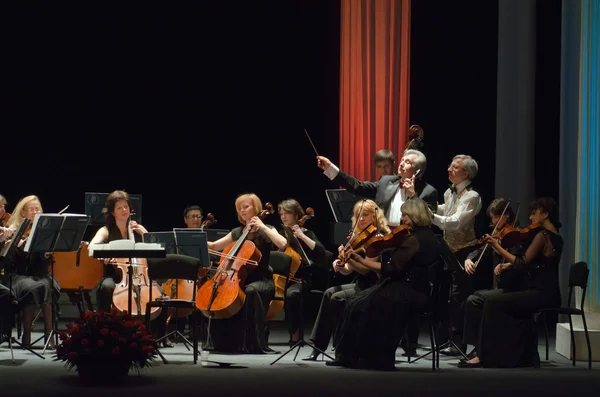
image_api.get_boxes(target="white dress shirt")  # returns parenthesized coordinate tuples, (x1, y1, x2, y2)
(433, 180, 482, 231)
(323, 164, 405, 226)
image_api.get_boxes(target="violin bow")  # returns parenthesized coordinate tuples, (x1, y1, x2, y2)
(473, 199, 511, 269)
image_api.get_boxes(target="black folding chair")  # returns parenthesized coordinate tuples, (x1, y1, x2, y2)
(537, 261, 592, 369)
(146, 254, 201, 364)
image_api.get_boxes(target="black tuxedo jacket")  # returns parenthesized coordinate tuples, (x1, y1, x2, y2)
(333, 171, 438, 216)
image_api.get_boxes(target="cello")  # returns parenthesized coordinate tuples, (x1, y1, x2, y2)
(265, 207, 315, 321)
(195, 224, 261, 319)
(160, 211, 218, 321)
(111, 218, 163, 321)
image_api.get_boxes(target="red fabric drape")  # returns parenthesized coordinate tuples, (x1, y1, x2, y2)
(339, 0, 411, 181)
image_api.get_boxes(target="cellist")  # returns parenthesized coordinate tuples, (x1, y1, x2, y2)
(205, 193, 287, 354)
(276, 199, 326, 345)
(303, 199, 389, 361)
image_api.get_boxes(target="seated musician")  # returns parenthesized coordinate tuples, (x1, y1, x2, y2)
(328, 198, 442, 370)
(303, 199, 389, 361)
(90, 190, 149, 312)
(204, 193, 287, 354)
(183, 205, 203, 228)
(1, 227, 15, 344)
(2, 195, 60, 348)
(0, 282, 13, 344)
(0, 193, 9, 227)
(459, 197, 562, 368)
(276, 199, 326, 345)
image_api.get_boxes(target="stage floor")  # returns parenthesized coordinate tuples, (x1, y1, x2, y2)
(1, 320, 598, 396)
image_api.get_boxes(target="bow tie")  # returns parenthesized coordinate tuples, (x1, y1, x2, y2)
(449, 184, 458, 194)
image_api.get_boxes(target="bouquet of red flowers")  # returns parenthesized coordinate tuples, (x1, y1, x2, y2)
(54, 309, 157, 378)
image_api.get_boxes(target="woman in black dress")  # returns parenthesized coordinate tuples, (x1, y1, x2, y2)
(459, 197, 563, 368)
(3, 195, 60, 347)
(205, 193, 287, 354)
(329, 198, 442, 370)
(276, 198, 326, 345)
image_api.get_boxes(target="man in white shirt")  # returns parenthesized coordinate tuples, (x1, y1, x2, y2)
(318, 149, 438, 227)
(432, 154, 483, 356)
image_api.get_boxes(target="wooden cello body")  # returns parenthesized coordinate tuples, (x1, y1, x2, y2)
(111, 257, 163, 321)
(265, 246, 301, 321)
(51, 242, 104, 290)
(195, 229, 262, 319)
(111, 221, 163, 321)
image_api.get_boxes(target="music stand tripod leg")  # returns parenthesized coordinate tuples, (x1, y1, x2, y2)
(270, 287, 334, 365)
(6, 275, 45, 361)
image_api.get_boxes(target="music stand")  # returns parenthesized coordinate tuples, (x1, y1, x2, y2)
(172, 229, 210, 267)
(91, 243, 166, 316)
(326, 189, 360, 246)
(143, 232, 177, 254)
(410, 236, 469, 364)
(85, 192, 143, 225)
(0, 219, 45, 361)
(26, 213, 90, 354)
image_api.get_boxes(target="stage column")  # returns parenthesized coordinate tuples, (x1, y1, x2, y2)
(494, 0, 537, 226)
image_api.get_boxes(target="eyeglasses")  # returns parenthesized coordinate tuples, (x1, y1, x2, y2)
(186, 215, 202, 220)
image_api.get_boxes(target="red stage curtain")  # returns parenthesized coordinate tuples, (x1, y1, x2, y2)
(339, 0, 411, 181)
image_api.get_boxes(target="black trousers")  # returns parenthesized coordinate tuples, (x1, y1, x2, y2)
(0, 283, 14, 337)
(309, 283, 359, 351)
(437, 246, 493, 345)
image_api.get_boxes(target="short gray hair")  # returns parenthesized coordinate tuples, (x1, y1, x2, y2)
(403, 149, 427, 178)
(454, 154, 478, 180)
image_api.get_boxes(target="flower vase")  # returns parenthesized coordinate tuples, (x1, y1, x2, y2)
(76, 356, 131, 383)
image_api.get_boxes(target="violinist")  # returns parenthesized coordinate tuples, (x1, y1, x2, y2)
(2, 195, 60, 348)
(303, 199, 389, 361)
(183, 205, 203, 228)
(0, 193, 9, 227)
(317, 149, 438, 227)
(329, 198, 442, 370)
(277, 199, 326, 345)
(205, 193, 287, 354)
(464, 198, 520, 289)
(431, 154, 482, 356)
(459, 197, 563, 368)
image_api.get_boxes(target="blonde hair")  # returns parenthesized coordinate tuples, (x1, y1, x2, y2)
(400, 199, 432, 228)
(351, 199, 390, 234)
(6, 195, 43, 229)
(235, 193, 263, 225)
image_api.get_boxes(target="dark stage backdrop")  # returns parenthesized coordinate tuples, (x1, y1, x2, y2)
(2, 1, 560, 249)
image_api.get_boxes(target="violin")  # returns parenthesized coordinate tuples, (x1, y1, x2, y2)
(363, 225, 412, 258)
(338, 224, 378, 262)
(494, 222, 545, 248)
(0, 211, 11, 227)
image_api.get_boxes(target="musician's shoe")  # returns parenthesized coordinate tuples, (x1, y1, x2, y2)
(457, 359, 482, 368)
(302, 350, 320, 361)
(162, 338, 174, 348)
(440, 345, 466, 356)
(0, 334, 8, 345)
(325, 359, 344, 367)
